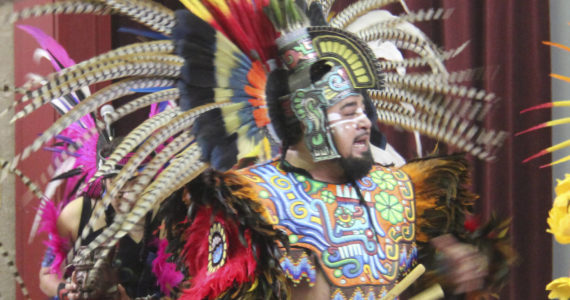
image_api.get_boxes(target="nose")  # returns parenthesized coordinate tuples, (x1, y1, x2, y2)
(358, 112, 371, 131)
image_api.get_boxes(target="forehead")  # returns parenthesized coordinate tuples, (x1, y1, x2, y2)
(327, 94, 365, 113)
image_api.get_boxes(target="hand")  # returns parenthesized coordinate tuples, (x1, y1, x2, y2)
(117, 284, 131, 300)
(58, 272, 80, 300)
(431, 234, 488, 294)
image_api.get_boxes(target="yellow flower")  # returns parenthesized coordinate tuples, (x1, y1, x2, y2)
(555, 174, 570, 207)
(547, 277, 570, 299)
(554, 191, 570, 208)
(547, 206, 570, 244)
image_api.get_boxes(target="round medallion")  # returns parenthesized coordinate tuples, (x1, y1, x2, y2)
(208, 222, 228, 273)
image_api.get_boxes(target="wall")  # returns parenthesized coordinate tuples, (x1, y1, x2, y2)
(0, 1, 15, 299)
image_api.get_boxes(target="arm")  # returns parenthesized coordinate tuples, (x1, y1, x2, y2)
(402, 155, 514, 297)
(38, 197, 84, 297)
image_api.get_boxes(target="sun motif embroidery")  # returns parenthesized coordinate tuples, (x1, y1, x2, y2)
(208, 222, 228, 273)
(375, 192, 404, 225)
(371, 170, 397, 190)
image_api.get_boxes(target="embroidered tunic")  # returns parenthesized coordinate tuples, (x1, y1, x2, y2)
(240, 160, 417, 299)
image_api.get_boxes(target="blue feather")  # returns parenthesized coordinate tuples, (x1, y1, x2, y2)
(131, 87, 173, 93)
(118, 27, 170, 40)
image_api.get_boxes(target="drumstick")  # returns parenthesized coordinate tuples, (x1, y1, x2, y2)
(380, 264, 426, 300)
(410, 284, 444, 300)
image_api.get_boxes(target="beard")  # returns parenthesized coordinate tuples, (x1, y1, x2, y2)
(339, 149, 374, 181)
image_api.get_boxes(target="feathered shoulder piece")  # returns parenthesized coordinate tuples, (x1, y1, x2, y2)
(401, 154, 476, 243)
(171, 170, 289, 300)
(401, 154, 515, 296)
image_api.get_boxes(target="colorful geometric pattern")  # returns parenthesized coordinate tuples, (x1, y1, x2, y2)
(240, 160, 417, 298)
(279, 250, 317, 286)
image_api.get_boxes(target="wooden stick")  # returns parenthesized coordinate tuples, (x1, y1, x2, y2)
(410, 284, 444, 300)
(380, 264, 426, 300)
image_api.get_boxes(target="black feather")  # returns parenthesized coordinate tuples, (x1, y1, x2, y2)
(50, 167, 84, 181)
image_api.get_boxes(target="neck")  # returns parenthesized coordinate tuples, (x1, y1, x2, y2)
(285, 145, 348, 184)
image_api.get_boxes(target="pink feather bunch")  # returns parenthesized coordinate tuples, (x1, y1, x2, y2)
(151, 238, 183, 296)
(38, 201, 69, 276)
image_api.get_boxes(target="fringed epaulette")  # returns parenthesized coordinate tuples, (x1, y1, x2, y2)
(172, 170, 289, 300)
(401, 154, 515, 297)
(401, 154, 477, 243)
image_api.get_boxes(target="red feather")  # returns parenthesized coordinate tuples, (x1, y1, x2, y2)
(180, 207, 257, 300)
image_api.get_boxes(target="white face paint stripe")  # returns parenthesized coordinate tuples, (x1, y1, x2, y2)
(327, 111, 368, 129)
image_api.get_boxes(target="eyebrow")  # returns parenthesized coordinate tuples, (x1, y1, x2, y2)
(340, 101, 358, 110)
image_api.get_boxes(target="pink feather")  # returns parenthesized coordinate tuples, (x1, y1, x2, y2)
(17, 25, 76, 71)
(38, 201, 69, 276)
(58, 116, 99, 204)
(151, 239, 183, 296)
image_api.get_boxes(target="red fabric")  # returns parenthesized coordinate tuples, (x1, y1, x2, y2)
(381, 2, 552, 299)
(180, 207, 257, 300)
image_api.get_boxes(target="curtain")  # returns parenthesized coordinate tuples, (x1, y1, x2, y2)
(382, 1, 552, 299)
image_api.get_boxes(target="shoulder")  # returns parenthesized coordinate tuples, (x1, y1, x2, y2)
(399, 154, 471, 192)
(57, 197, 86, 242)
(236, 159, 284, 182)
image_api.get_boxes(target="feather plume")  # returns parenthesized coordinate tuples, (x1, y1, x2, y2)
(37, 200, 69, 276)
(104, 89, 179, 126)
(94, 108, 180, 178)
(9, 57, 182, 123)
(152, 239, 183, 296)
(94, 0, 175, 34)
(4, 1, 112, 25)
(75, 102, 230, 260)
(329, 0, 399, 29)
(177, 170, 289, 299)
(17, 25, 75, 71)
(114, 141, 201, 240)
(16, 78, 175, 164)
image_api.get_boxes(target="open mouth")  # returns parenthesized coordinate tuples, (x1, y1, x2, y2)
(353, 134, 369, 150)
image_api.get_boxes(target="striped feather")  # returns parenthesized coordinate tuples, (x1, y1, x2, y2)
(357, 27, 442, 62)
(0, 158, 43, 199)
(378, 42, 468, 71)
(369, 88, 484, 121)
(6, 44, 175, 115)
(3, 1, 111, 25)
(16, 78, 175, 163)
(54, 40, 174, 77)
(114, 141, 200, 239)
(87, 157, 207, 286)
(9, 56, 182, 122)
(99, 0, 176, 34)
(0, 242, 31, 300)
(107, 89, 179, 125)
(76, 102, 231, 259)
(376, 109, 505, 160)
(73, 109, 181, 254)
(329, 0, 399, 29)
(384, 73, 496, 103)
(94, 108, 181, 178)
(372, 8, 454, 29)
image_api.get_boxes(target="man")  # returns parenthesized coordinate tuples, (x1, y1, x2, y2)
(167, 3, 512, 298)
(234, 55, 488, 298)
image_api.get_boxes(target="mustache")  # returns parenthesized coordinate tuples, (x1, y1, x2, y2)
(354, 132, 370, 141)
